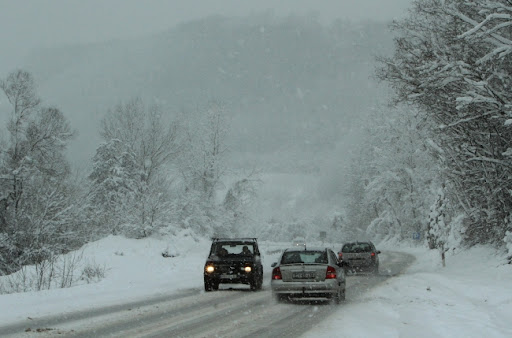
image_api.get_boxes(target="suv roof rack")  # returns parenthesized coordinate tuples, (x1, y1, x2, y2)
(211, 237, 257, 242)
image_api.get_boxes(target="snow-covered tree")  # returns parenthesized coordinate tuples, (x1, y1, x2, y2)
(503, 213, 512, 262)
(0, 70, 77, 274)
(377, 0, 512, 247)
(1, 70, 41, 219)
(223, 175, 261, 236)
(88, 139, 138, 235)
(346, 105, 438, 244)
(173, 100, 232, 236)
(88, 98, 180, 237)
(179, 100, 230, 201)
(330, 211, 358, 242)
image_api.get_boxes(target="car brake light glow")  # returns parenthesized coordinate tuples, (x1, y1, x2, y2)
(272, 267, 282, 280)
(326, 266, 336, 279)
(338, 252, 343, 259)
(371, 252, 376, 257)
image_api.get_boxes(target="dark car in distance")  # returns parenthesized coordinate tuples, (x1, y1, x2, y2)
(338, 241, 380, 274)
(204, 238, 263, 291)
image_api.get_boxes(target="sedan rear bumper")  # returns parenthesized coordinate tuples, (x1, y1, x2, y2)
(345, 262, 378, 273)
(271, 279, 342, 297)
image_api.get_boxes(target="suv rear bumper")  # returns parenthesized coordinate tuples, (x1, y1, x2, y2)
(204, 272, 259, 285)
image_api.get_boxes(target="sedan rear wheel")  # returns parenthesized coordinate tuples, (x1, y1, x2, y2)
(333, 286, 345, 304)
(274, 293, 287, 303)
(333, 289, 341, 305)
(340, 288, 346, 302)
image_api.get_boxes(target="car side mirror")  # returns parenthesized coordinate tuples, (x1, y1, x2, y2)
(377, 250, 381, 254)
(271, 262, 277, 267)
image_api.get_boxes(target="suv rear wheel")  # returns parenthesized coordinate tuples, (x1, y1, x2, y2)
(250, 273, 263, 290)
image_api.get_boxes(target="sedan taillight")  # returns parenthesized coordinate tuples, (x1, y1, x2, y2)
(326, 266, 337, 279)
(338, 252, 343, 260)
(272, 267, 282, 280)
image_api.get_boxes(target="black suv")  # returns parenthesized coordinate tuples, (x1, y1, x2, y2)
(204, 238, 263, 291)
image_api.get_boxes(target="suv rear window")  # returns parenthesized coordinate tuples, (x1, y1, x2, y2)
(342, 243, 372, 253)
(211, 243, 255, 256)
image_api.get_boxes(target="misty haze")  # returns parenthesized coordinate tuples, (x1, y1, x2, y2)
(0, 1, 511, 337)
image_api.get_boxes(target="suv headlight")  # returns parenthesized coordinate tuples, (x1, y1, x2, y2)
(205, 265, 215, 273)
(244, 266, 252, 273)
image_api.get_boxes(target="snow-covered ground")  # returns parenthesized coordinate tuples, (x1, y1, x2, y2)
(0, 234, 511, 337)
(306, 243, 512, 338)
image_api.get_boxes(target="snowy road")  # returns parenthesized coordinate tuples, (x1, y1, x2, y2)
(0, 251, 415, 337)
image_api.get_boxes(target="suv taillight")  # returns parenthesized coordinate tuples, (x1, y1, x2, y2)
(272, 267, 282, 280)
(326, 266, 337, 279)
(371, 252, 376, 258)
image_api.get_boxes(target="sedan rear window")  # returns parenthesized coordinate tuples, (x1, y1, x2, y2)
(342, 243, 372, 253)
(281, 251, 327, 264)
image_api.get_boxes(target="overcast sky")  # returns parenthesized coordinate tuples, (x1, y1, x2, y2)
(0, 0, 413, 73)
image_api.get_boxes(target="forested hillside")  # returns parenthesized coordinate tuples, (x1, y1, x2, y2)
(0, 14, 395, 277)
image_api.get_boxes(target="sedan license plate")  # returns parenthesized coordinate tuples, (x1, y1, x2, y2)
(292, 271, 315, 279)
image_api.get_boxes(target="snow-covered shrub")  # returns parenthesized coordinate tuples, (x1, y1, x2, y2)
(162, 244, 179, 258)
(428, 186, 451, 266)
(427, 187, 449, 250)
(80, 263, 106, 284)
(504, 231, 512, 261)
(0, 250, 92, 294)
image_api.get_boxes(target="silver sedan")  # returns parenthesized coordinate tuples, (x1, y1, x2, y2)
(271, 247, 346, 304)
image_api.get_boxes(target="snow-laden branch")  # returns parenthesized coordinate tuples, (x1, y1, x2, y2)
(444, 6, 512, 46)
(466, 156, 512, 167)
(459, 13, 512, 39)
(477, 45, 512, 64)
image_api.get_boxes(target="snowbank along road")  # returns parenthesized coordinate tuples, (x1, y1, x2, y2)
(0, 251, 415, 337)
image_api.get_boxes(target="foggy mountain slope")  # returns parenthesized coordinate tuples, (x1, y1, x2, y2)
(23, 14, 394, 170)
